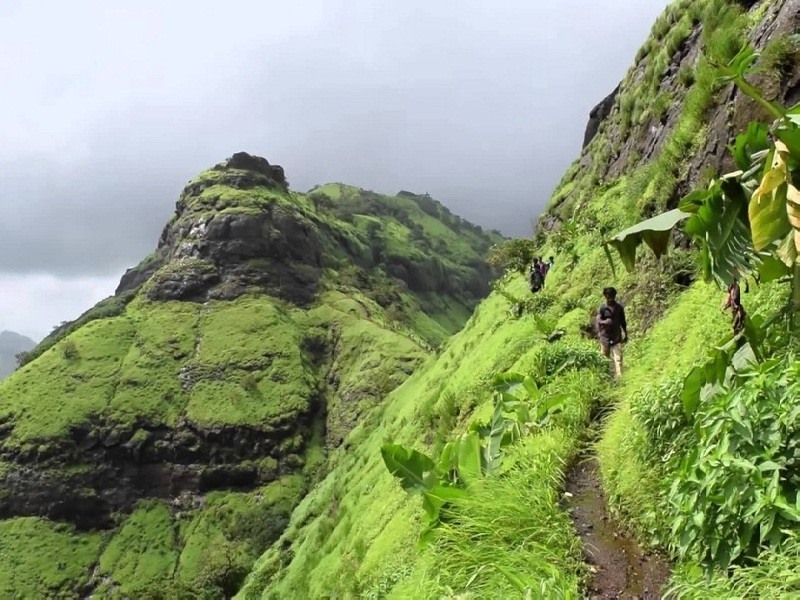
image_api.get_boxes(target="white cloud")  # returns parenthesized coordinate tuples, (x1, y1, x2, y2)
(0, 274, 118, 341)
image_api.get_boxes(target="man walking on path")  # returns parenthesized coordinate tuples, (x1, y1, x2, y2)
(596, 287, 627, 380)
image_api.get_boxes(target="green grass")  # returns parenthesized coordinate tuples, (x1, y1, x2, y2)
(238, 276, 611, 598)
(597, 282, 729, 538)
(668, 538, 800, 598)
(0, 518, 106, 597)
(94, 501, 179, 595)
(0, 142, 502, 596)
(390, 433, 584, 599)
(1, 316, 136, 444)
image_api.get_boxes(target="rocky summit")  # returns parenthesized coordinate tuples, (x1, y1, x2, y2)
(0, 155, 500, 596)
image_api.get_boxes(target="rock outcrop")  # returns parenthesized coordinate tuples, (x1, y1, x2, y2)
(583, 85, 620, 148)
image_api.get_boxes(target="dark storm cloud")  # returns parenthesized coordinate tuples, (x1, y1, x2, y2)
(1, 0, 670, 279)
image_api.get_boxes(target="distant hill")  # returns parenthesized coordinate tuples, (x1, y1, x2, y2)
(0, 331, 35, 379)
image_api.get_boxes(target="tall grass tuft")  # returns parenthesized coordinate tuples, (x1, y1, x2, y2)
(401, 433, 584, 599)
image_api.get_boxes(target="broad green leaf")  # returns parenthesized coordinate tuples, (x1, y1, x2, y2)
(491, 371, 525, 392)
(482, 401, 507, 475)
(732, 122, 770, 171)
(521, 376, 539, 399)
(775, 124, 800, 159)
(684, 180, 753, 285)
(420, 484, 468, 534)
(606, 209, 692, 272)
(456, 432, 483, 485)
(679, 188, 714, 213)
(758, 255, 790, 282)
(536, 393, 567, 423)
(682, 365, 705, 419)
(381, 444, 437, 492)
(438, 441, 457, 477)
(750, 146, 791, 251)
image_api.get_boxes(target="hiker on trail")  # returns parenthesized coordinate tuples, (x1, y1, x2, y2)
(596, 286, 627, 380)
(539, 257, 550, 279)
(547, 256, 555, 272)
(722, 279, 746, 335)
(529, 257, 544, 293)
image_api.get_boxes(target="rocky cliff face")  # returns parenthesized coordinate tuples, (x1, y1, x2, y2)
(545, 0, 800, 236)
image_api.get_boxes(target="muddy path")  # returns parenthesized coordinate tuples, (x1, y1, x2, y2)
(564, 455, 670, 599)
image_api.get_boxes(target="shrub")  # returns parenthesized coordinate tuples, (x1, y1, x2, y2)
(665, 357, 800, 569)
(758, 34, 800, 78)
(535, 340, 607, 382)
(487, 239, 537, 275)
(227, 502, 292, 554)
(61, 340, 79, 360)
(678, 65, 695, 87)
(631, 376, 691, 464)
(241, 373, 259, 392)
(194, 539, 252, 598)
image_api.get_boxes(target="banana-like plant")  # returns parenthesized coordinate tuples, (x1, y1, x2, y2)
(381, 370, 566, 539)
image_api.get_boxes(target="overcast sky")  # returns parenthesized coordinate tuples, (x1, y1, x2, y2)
(1, 0, 669, 340)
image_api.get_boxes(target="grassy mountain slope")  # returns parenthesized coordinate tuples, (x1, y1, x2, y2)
(0, 155, 501, 597)
(237, 0, 800, 597)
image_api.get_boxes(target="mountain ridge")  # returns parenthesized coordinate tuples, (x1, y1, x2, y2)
(0, 154, 501, 596)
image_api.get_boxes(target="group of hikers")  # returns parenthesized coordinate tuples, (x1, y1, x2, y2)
(528, 255, 554, 293)
(526, 256, 746, 381)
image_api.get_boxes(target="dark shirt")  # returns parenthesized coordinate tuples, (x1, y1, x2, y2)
(596, 302, 627, 346)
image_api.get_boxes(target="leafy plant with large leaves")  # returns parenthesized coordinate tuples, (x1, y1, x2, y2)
(605, 45, 800, 571)
(606, 45, 800, 303)
(381, 371, 566, 539)
(665, 356, 800, 569)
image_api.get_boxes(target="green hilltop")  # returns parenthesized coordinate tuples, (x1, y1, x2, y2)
(0, 153, 501, 597)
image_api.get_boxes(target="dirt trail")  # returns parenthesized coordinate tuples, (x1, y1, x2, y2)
(564, 455, 670, 599)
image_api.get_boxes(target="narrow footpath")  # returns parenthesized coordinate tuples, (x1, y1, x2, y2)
(564, 455, 670, 599)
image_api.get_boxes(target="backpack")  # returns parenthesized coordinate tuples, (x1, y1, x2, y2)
(529, 265, 543, 293)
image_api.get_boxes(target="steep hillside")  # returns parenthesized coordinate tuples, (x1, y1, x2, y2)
(0, 331, 35, 379)
(0, 153, 500, 597)
(233, 0, 800, 598)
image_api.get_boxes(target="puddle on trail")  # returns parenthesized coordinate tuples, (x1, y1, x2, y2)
(563, 456, 670, 599)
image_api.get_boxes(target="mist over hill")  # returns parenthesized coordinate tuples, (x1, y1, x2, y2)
(0, 330, 35, 379)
